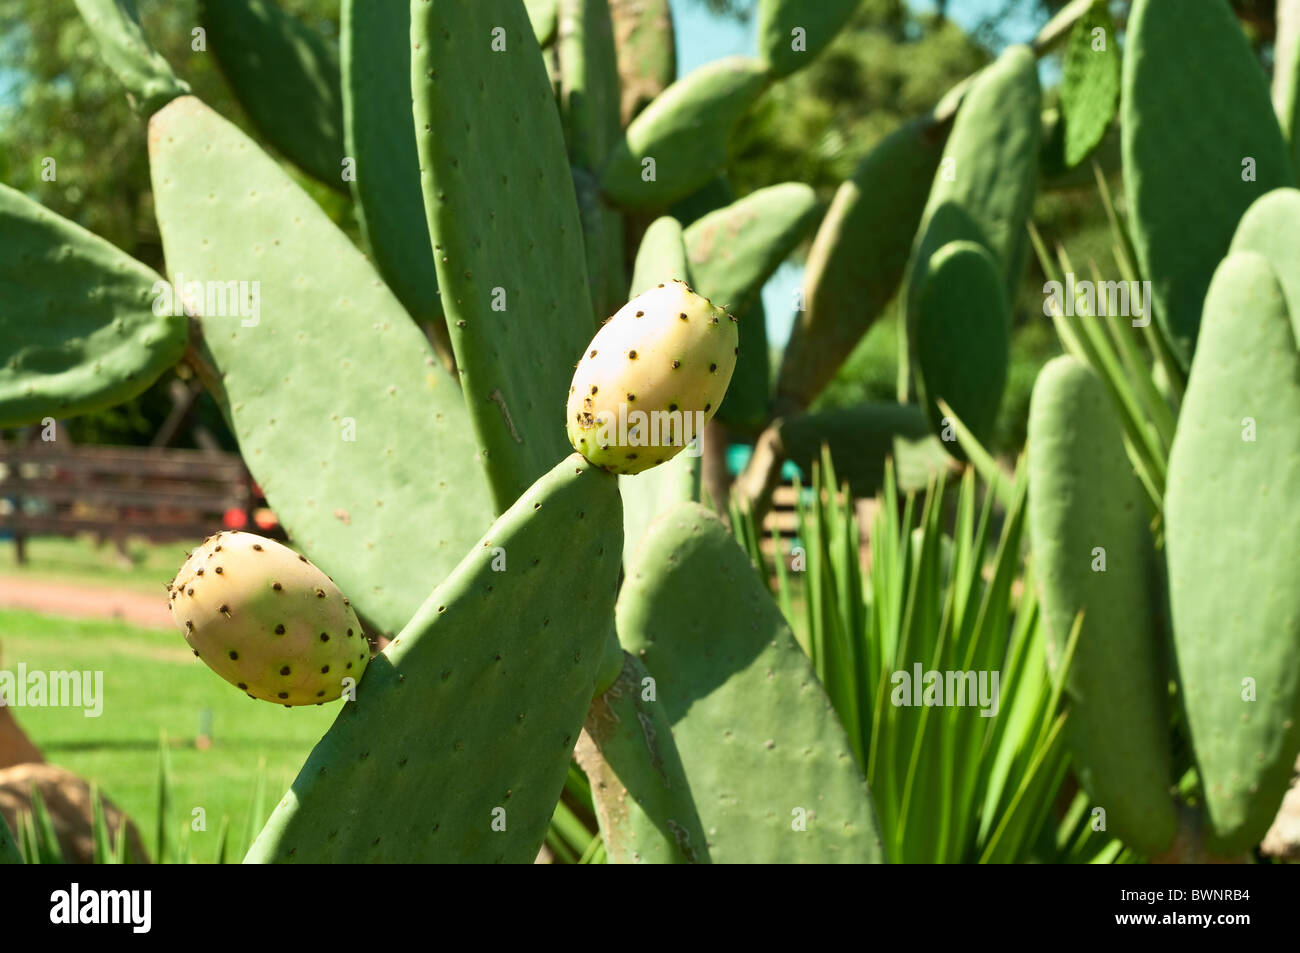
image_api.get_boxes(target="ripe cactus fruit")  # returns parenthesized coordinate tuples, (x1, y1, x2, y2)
(566, 280, 737, 475)
(167, 532, 368, 707)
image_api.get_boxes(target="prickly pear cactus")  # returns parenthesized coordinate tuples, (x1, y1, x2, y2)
(168, 532, 367, 707)
(198, 0, 345, 191)
(913, 240, 1008, 452)
(575, 651, 710, 863)
(1028, 356, 1176, 855)
(601, 56, 769, 209)
(777, 115, 948, 413)
(1166, 252, 1300, 853)
(1122, 0, 1295, 366)
(246, 456, 623, 864)
(567, 281, 737, 474)
(901, 44, 1039, 399)
(618, 503, 885, 862)
(0, 184, 186, 428)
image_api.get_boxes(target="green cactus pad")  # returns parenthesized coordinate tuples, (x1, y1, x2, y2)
(1228, 187, 1300, 317)
(557, 0, 626, 321)
(0, 184, 186, 428)
(600, 56, 769, 210)
(575, 651, 710, 863)
(757, 0, 860, 79)
(199, 0, 345, 191)
(609, 0, 676, 125)
(901, 45, 1039, 399)
(777, 116, 947, 412)
(1166, 252, 1300, 852)
(412, 0, 595, 512)
(619, 216, 702, 567)
(618, 502, 885, 862)
(340, 0, 443, 340)
(72, 0, 190, 116)
(685, 182, 819, 432)
(913, 241, 1009, 453)
(1122, 0, 1294, 367)
(245, 455, 623, 863)
(1059, 0, 1119, 168)
(148, 96, 491, 637)
(1028, 355, 1176, 855)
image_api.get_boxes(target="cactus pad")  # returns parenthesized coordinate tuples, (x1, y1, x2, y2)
(245, 455, 623, 863)
(1165, 252, 1300, 852)
(618, 502, 885, 862)
(0, 184, 186, 427)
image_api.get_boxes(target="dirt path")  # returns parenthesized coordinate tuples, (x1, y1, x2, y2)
(0, 576, 171, 630)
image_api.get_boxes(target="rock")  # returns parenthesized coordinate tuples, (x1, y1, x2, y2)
(0, 763, 149, 864)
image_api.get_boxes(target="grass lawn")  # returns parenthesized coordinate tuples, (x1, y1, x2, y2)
(2, 607, 337, 863)
(0, 534, 204, 594)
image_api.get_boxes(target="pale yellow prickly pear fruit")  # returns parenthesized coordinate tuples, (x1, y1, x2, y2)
(167, 531, 368, 707)
(566, 280, 738, 474)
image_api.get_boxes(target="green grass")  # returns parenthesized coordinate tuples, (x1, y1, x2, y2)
(2, 608, 335, 862)
(0, 534, 205, 594)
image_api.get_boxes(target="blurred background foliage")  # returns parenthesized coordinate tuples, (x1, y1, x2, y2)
(0, 0, 1286, 456)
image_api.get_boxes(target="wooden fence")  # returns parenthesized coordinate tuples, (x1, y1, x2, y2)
(0, 443, 277, 562)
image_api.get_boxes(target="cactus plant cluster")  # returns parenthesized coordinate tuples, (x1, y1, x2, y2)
(2, 0, 1299, 864)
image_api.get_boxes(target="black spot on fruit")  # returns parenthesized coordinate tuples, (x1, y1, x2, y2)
(347, 662, 353, 669)
(253, 543, 263, 551)
(320, 632, 330, 642)
(315, 588, 325, 598)
(635, 310, 644, 317)
(196, 568, 204, 576)
(321, 665, 330, 674)
(679, 312, 688, 321)
(671, 360, 681, 369)
(272, 582, 282, 591)
(589, 349, 597, 357)
(187, 588, 193, 596)
(298, 555, 308, 563)
(347, 628, 354, 637)
(280, 665, 291, 676)
(705, 403, 712, 412)
(219, 604, 231, 617)
(275, 624, 285, 634)
(228, 650, 238, 660)
(278, 692, 289, 700)
(192, 649, 199, 657)
(627, 393, 636, 402)
(214, 566, 223, 574)
(590, 385, 598, 395)
(237, 682, 248, 690)
(628, 350, 637, 359)
(709, 363, 717, 372)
